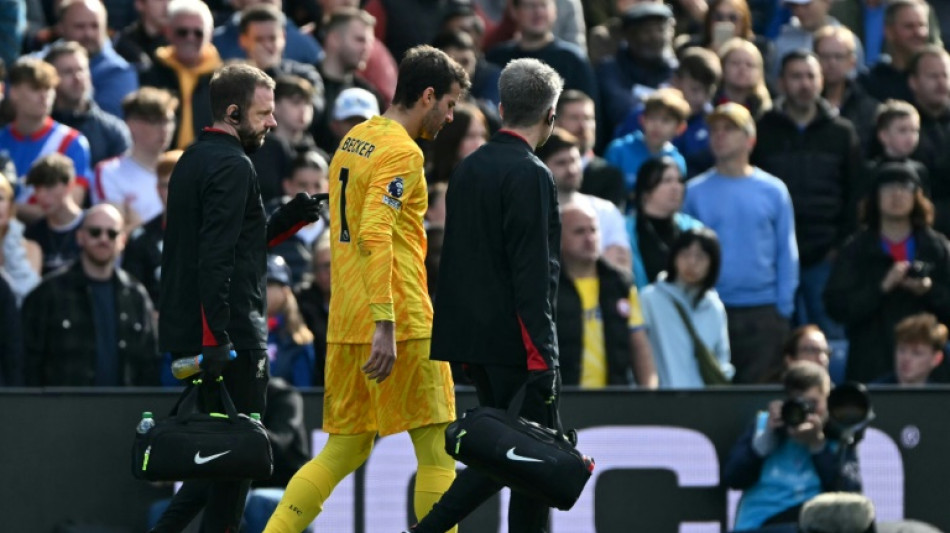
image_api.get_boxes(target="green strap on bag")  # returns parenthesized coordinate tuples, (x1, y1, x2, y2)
(670, 299, 731, 386)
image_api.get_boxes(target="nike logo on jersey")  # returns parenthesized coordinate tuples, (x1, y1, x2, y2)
(506, 447, 543, 463)
(194, 450, 231, 464)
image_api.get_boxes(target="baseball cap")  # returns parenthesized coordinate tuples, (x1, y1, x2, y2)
(332, 88, 380, 121)
(621, 3, 673, 28)
(266, 255, 292, 287)
(707, 102, 756, 136)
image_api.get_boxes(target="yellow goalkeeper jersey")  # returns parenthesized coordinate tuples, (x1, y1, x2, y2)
(326, 115, 432, 343)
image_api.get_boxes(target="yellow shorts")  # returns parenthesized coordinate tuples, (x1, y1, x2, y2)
(323, 339, 456, 436)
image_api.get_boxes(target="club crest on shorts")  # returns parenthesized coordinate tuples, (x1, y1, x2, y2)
(388, 177, 404, 198)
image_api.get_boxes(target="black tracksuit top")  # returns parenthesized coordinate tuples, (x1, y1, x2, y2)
(159, 130, 267, 352)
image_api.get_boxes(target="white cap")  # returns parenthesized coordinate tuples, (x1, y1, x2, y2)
(332, 88, 380, 121)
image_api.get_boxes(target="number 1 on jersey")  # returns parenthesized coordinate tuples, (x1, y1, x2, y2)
(339, 167, 351, 242)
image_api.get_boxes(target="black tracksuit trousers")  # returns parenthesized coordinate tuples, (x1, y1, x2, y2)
(150, 350, 269, 533)
(414, 364, 561, 533)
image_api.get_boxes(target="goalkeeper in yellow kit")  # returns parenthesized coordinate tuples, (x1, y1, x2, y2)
(264, 45, 470, 533)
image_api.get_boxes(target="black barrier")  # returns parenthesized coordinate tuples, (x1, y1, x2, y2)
(1, 387, 947, 532)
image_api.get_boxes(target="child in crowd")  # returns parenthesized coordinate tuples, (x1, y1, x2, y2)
(671, 48, 722, 178)
(612, 48, 723, 179)
(867, 100, 930, 199)
(873, 313, 947, 386)
(605, 88, 690, 201)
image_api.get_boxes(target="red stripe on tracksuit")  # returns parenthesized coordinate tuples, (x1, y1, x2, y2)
(518, 316, 549, 371)
(268, 221, 307, 248)
(200, 305, 217, 346)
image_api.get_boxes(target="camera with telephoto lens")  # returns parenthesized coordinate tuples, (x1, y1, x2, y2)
(906, 261, 933, 279)
(781, 397, 817, 427)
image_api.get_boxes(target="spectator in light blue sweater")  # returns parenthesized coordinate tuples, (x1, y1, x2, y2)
(640, 228, 733, 388)
(682, 102, 799, 383)
(605, 87, 689, 202)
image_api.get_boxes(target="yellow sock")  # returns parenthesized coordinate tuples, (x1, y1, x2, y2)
(263, 432, 375, 533)
(409, 423, 457, 533)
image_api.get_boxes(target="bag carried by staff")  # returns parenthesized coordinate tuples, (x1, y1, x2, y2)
(131, 379, 273, 481)
(444, 372, 594, 511)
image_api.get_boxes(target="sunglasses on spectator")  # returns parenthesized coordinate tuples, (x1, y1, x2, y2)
(174, 27, 204, 39)
(86, 227, 120, 240)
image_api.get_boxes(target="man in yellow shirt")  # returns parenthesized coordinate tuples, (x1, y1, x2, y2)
(557, 202, 657, 388)
(264, 45, 470, 533)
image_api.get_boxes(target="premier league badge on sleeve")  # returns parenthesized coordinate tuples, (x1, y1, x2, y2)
(388, 177, 404, 198)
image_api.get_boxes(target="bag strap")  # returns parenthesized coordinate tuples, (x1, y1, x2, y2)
(170, 378, 240, 421)
(506, 371, 566, 438)
(170, 381, 199, 416)
(670, 298, 710, 354)
(670, 298, 729, 385)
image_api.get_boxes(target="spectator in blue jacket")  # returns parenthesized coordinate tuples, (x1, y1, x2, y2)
(57, 0, 139, 118)
(725, 361, 862, 531)
(266, 254, 317, 388)
(605, 88, 689, 198)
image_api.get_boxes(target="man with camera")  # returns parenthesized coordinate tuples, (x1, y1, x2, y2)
(724, 361, 862, 531)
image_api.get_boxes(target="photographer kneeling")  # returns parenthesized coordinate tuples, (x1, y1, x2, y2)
(725, 361, 862, 531)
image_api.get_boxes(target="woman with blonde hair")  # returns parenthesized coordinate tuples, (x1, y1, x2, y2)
(0, 177, 41, 304)
(716, 37, 772, 118)
(266, 254, 317, 387)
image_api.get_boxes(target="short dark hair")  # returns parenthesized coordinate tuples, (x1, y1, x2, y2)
(664, 227, 721, 305)
(780, 49, 818, 77)
(885, 0, 927, 27)
(784, 360, 830, 394)
(239, 4, 285, 34)
(908, 44, 950, 77)
(782, 324, 825, 359)
(534, 127, 578, 163)
(9, 57, 59, 89)
(633, 156, 683, 212)
(325, 7, 375, 35)
(875, 99, 919, 131)
(208, 63, 276, 122)
(289, 150, 328, 179)
(556, 89, 593, 114)
(895, 313, 949, 351)
(274, 74, 315, 103)
(122, 87, 179, 122)
(44, 40, 88, 65)
(676, 47, 722, 89)
(431, 29, 475, 52)
(391, 45, 470, 109)
(26, 153, 75, 187)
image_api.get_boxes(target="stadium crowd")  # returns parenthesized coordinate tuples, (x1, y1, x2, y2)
(1, 0, 949, 531)
(1, 0, 948, 391)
